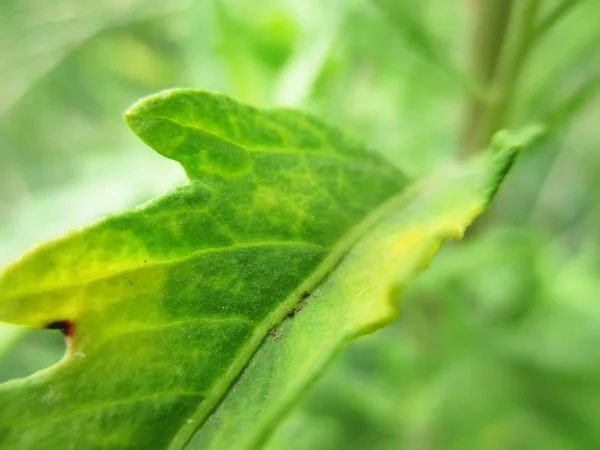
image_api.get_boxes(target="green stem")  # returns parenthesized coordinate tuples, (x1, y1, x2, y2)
(464, 0, 541, 155)
(462, 0, 513, 155)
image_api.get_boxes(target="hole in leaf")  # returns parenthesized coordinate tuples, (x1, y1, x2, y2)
(0, 323, 66, 383)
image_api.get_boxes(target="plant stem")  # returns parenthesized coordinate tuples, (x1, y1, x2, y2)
(462, 0, 541, 155)
(462, 0, 513, 155)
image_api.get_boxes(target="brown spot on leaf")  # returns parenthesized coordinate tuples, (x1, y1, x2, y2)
(45, 320, 75, 338)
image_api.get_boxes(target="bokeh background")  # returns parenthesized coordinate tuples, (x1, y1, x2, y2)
(1, 1, 599, 449)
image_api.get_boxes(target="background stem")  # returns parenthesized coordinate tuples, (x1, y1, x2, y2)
(462, 0, 513, 156)
(462, 0, 541, 155)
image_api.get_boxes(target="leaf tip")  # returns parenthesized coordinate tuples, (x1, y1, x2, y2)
(123, 88, 187, 132)
(483, 125, 545, 204)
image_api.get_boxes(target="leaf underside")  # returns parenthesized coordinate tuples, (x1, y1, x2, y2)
(0, 89, 520, 450)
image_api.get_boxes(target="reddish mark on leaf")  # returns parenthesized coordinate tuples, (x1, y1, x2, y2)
(45, 320, 75, 338)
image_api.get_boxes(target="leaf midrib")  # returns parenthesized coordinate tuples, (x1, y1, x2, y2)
(167, 178, 422, 450)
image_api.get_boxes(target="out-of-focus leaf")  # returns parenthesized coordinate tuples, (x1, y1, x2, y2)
(0, 0, 190, 117)
(0, 324, 26, 359)
(534, 0, 586, 41)
(371, 0, 484, 99)
(543, 73, 600, 133)
(272, 0, 345, 107)
(0, 327, 65, 384)
(520, 0, 600, 121)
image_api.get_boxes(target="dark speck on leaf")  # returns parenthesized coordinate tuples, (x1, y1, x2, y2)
(301, 291, 310, 300)
(288, 297, 308, 317)
(268, 326, 284, 340)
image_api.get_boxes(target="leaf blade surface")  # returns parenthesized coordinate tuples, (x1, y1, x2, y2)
(0, 89, 409, 448)
(187, 133, 522, 450)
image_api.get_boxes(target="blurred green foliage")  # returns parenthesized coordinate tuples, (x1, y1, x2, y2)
(0, 0, 599, 448)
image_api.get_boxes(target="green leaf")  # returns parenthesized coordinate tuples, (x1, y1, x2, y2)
(0, 323, 26, 359)
(0, 88, 405, 447)
(544, 73, 600, 134)
(0, 0, 190, 117)
(187, 131, 522, 450)
(0, 89, 519, 449)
